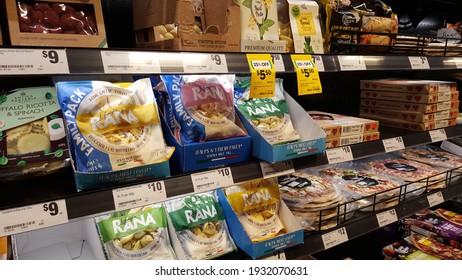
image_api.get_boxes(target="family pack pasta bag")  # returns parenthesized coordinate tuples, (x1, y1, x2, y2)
(158, 75, 247, 143)
(56, 78, 173, 172)
(234, 77, 300, 145)
(165, 191, 236, 259)
(95, 204, 176, 260)
(224, 178, 287, 243)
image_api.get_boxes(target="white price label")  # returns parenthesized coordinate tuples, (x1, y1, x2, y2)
(454, 58, 462, 69)
(427, 191, 444, 207)
(312, 55, 325, 72)
(408, 56, 430, 69)
(113, 181, 167, 211)
(271, 54, 285, 72)
(0, 200, 68, 236)
(429, 129, 447, 142)
(382, 137, 405, 153)
(326, 146, 354, 164)
(338, 56, 367, 71)
(376, 209, 398, 227)
(322, 227, 349, 250)
(261, 251, 287, 260)
(101, 51, 161, 73)
(260, 160, 295, 179)
(0, 49, 69, 74)
(182, 53, 228, 73)
(191, 167, 234, 193)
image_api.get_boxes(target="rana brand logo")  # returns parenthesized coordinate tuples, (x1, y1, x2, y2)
(245, 99, 280, 116)
(90, 108, 139, 131)
(192, 85, 226, 102)
(112, 212, 157, 234)
(243, 188, 272, 207)
(184, 204, 217, 223)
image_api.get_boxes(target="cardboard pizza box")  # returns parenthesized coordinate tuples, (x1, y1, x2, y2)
(360, 79, 457, 94)
(361, 99, 439, 113)
(326, 132, 380, 148)
(360, 107, 435, 123)
(360, 113, 456, 131)
(435, 109, 459, 121)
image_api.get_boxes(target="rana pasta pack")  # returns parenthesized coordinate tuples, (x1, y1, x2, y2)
(165, 191, 236, 259)
(157, 75, 247, 143)
(234, 77, 300, 145)
(223, 178, 287, 242)
(56, 78, 173, 173)
(0, 86, 69, 179)
(95, 204, 176, 260)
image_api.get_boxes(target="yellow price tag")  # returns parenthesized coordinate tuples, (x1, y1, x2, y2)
(246, 54, 276, 98)
(291, 54, 322, 95)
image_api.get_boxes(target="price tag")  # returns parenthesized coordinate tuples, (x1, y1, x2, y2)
(376, 209, 398, 227)
(322, 227, 349, 250)
(429, 129, 447, 142)
(427, 191, 444, 207)
(291, 54, 322, 95)
(0, 49, 69, 74)
(312, 55, 325, 72)
(261, 251, 287, 260)
(246, 54, 276, 98)
(408, 56, 430, 69)
(326, 146, 354, 164)
(260, 160, 295, 179)
(454, 58, 462, 69)
(0, 200, 68, 235)
(191, 167, 234, 193)
(271, 54, 285, 72)
(113, 181, 167, 211)
(101, 51, 161, 73)
(382, 137, 405, 153)
(338, 55, 367, 71)
(182, 53, 228, 73)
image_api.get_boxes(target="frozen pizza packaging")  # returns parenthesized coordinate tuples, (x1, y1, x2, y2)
(382, 234, 440, 260)
(56, 78, 173, 191)
(165, 191, 236, 260)
(0, 86, 70, 181)
(217, 178, 304, 259)
(95, 204, 176, 260)
(360, 79, 458, 94)
(399, 145, 462, 170)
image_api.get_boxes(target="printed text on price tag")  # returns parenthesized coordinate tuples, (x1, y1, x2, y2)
(191, 167, 234, 193)
(0, 200, 68, 236)
(409, 56, 430, 69)
(260, 160, 295, 179)
(182, 53, 228, 73)
(429, 129, 447, 142)
(383, 137, 405, 153)
(101, 51, 161, 73)
(113, 181, 167, 211)
(322, 227, 349, 250)
(338, 56, 367, 71)
(312, 55, 325, 72)
(427, 192, 444, 207)
(261, 251, 287, 260)
(271, 54, 285, 72)
(455, 58, 462, 69)
(326, 146, 354, 164)
(246, 54, 276, 98)
(0, 49, 69, 74)
(376, 209, 398, 227)
(291, 54, 322, 95)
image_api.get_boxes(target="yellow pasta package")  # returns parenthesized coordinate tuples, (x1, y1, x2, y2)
(0, 236, 7, 260)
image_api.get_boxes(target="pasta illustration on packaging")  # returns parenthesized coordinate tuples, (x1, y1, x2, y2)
(56, 78, 173, 172)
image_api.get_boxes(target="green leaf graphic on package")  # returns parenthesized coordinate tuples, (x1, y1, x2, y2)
(244, 0, 275, 40)
(53, 149, 64, 158)
(304, 36, 313, 53)
(0, 95, 7, 105)
(0, 152, 8, 166)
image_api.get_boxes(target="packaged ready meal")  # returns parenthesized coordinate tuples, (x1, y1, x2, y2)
(56, 78, 173, 173)
(234, 77, 300, 145)
(95, 204, 176, 260)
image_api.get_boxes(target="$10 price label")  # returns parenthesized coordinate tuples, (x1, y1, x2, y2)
(291, 54, 322, 95)
(0, 48, 69, 74)
(113, 181, 167, 211)
(191, 167, 234, 193)
(0, 200, 68, 235)
(326, 146, 354, 164)
(246, 54, 276, 98)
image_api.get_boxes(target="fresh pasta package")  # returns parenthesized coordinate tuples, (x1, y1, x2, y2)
(0, 86, 69, 180)
(223, 178, 287, 242)
(56, 78, 174, 173)
(165, 191, 236, 259)
(95, 204, 176, 260)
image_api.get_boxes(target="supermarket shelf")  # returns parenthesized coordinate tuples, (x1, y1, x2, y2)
(0, 47, 461, 76)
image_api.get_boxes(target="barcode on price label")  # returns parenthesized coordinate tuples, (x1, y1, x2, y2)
(427, 192, 444, 207)
(0, 49, 69, 74)
(182, 53, 228, 73)
(322, 227, 349, 250)
(376, 209, 398, 227)
(191, 167, 234, 193)
(312, 55, 325, 72)
(260, 160, 295, 179)
(338, 56, 367, 71)
(429, 129, 447, 142)
(101, 51, 161, 73)
(113, 181, 167, 211)
(271, 54, 285, 72)
(383, 137, 405, 153)
(0, 200, 68, 236)
(326, 146, 354, 164)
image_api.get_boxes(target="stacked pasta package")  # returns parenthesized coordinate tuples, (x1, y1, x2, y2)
(360, 79, 459, 131)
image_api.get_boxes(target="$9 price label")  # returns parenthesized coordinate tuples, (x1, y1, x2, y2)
(322, 227, 349, 250)
(113, 181, 167, 211)
(246, 54, 276, 98)
(0, 200, 68, 235)
(191, 167, 234, 193)
(182, 53, 228, 73)
(0, 48, 69, 74)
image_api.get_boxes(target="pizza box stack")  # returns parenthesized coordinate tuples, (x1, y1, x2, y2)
(359, 79, 459, 131)
(307, 111, 380, 149)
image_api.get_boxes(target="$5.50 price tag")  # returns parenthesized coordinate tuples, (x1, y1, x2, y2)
(0, 200, 68, 235)
(322, 227, 349, 250)
(246, 54, 276, 98)
(191, 167, 234, 193)
(326, 146, 354, 164)
(291, 54, 322, 95)
(376, 209, 398, 227)
(0, 48, 69, 74)
(427, 191, 445, 207)
(113, 181, 167, 211)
